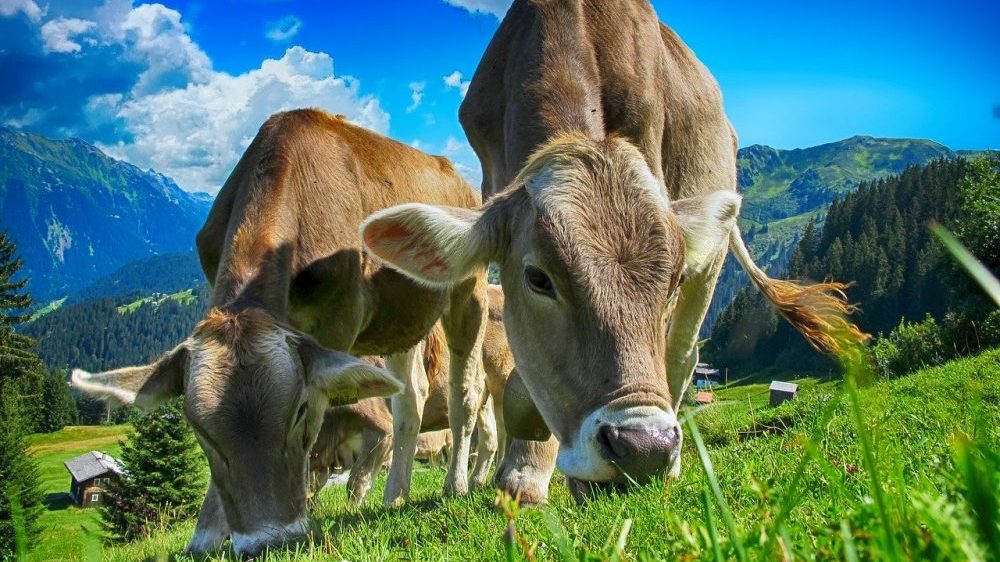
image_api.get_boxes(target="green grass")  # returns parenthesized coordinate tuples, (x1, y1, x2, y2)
(28, 297, 66, 322)
(116, 289, 196, 315)
(26, 425, 132, 562)
(78, 349, 1000, 561)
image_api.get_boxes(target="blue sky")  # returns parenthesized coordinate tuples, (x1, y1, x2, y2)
(1, 0, 997, 193)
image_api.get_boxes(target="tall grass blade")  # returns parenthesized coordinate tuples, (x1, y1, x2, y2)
(842, 355, 902, 560)
(930, 222, 1000, 306)
(701, 487, 724, 562)
(840, 520, 859, 562)
(684, 412, 748, 562)
(540, 508, 576, 562)
(954, 438, 1000, 560)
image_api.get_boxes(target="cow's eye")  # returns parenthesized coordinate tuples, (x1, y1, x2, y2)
(524, 266, 556, 299)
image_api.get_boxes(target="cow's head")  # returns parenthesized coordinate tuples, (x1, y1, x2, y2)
(71, 308, 401, 556)
(361, 134, 739, 487)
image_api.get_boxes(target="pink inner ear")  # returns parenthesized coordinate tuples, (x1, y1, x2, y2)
(364, 219, 453, 279)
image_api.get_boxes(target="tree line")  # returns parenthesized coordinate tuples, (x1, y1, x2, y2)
(706, 156, 1000, 376)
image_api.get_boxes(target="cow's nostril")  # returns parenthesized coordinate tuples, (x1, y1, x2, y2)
(597, 423, 629, 460)
(595, 423, 677, 483)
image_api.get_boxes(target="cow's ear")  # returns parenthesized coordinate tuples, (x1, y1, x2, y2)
(71, 344, 189, 412)
(361, 203, 493, 286)
(299, 339, 403, 406)
(672, 191, 741, 272)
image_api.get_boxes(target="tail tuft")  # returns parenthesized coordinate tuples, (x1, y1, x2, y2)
(729, 227, 869, 357)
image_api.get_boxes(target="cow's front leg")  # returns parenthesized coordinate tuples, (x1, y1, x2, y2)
(665, 249, 727, 477)
(494, 436, 558, 505)
(441, 275, 488, 496)
(348, 427, 392, 505)
(184, 482, 230, 554)
(470, 393, 498, 489)
(383, 342, 428, 507)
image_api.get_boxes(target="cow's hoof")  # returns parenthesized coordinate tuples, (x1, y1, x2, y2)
(494, 467, 549, 506)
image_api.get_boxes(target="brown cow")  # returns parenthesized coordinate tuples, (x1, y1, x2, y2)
(308, 321, 505, 503)
(71, 109, 489, 555)
(362, 0, 865, 503)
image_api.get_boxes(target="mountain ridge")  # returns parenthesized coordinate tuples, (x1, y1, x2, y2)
(0, 126, 212, 301)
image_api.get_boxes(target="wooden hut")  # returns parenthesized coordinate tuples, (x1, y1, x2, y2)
(768, 381, 799, 407)
(65, 451, 124, 507)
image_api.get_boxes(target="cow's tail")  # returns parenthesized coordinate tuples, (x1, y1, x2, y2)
(728, 226, 869, 355)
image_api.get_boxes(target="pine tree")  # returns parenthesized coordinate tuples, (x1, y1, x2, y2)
(102, 399, 206, 542)
(37, 371, 78, 433)
(0, 394, 44, 559)
(0, 231, 49, 434)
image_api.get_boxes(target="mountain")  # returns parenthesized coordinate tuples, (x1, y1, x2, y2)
(703, 136, 990, 334)
(0, 127, 213, 302)
(68, 251, 206, 305)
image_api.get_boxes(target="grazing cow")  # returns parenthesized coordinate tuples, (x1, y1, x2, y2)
(307, 325, 499, 503)
(310, 294, 513, 503)
(71, 109, 489, 556)
(362, 0, 865, 503)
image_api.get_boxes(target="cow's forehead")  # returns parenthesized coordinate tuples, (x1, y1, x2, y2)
(519, 141, 685, 305)
(185, 325, 301, 422)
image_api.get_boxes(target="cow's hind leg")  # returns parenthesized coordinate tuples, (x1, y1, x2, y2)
(665, 248, 727, 477)
(348, 427, 392, 505)
(494, 437, 558, 505)
(441, 275, 488, 496)
(383, 342, 428, 507)
(470, 394, 498, 489)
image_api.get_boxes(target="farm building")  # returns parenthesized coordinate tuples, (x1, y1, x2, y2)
(769, 381, 799, 407)
(65, 451, 124, 507)
(694, 363, 722, 389)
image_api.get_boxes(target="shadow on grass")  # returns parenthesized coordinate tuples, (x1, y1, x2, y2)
(44, 492, 75, 511)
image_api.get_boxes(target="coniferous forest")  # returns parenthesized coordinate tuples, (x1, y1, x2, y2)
(706, 156, 1000, 376)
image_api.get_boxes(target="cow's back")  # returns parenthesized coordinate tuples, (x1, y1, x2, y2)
(200, 109, 479, 282)
(196, 109, 480, 354)
(460, 0, 736, 201)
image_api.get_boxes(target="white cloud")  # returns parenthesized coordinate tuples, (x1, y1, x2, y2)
(443, 70, 470, 98)
(406, 81, 425, 113)
(441, 0, 510, 18)
(0, 0, 44, 22)
(100, 46, 390, 193)
(443, 136, 469, 156)
(117, 3, 213, 95)
(265, 14, 302, 42)
(40, 17, 97, 53)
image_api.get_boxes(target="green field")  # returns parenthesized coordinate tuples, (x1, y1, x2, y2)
(28, 350, 1000, 561)
(116, 289, 197, 315)
(26, 425, 133, 562)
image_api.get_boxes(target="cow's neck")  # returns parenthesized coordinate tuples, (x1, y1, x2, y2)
(528, 1, 605, 142)
(210, 243, 293, 320)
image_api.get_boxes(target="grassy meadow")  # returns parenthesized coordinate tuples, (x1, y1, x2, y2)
(26, 350, 1000, 561)
(25, 425, 132, 562)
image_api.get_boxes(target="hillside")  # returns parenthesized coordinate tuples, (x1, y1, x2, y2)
(0, 127, 212, 301)
(707, 156, 997, 374)
(23, 286, 210, 373)
(704, 136, 986, 333)
(89, 349, 1000, 560)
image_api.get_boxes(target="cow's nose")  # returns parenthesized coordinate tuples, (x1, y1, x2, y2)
(596, 423, 679, 482)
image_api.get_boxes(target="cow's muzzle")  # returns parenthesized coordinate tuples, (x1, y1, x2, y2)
(557, 405, 680, 485)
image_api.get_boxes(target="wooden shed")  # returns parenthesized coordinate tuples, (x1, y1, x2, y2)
(695, 392, 715, 404)
(65, 451, 124, 508)
(769, 381, 799, 407)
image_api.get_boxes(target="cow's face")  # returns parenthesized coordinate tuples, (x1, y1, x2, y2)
(362, 135, 739, 486)
(71, 308, 401, 557)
